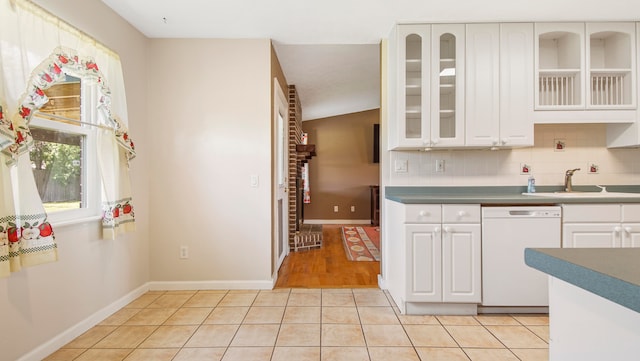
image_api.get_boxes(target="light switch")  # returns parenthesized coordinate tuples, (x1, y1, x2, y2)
(394, 159, 408, 173)
(250, 175, 259, 188)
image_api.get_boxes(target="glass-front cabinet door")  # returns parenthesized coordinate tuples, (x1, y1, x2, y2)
(431, 24, 465, 147)
(393, 24, 431, 149)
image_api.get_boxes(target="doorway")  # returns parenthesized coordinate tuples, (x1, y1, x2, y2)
(273, 79, 289, 275)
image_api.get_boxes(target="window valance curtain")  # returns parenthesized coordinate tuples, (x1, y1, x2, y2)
(0, 0, 136, 277)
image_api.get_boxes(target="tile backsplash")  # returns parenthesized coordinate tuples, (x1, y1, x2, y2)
(389, 124, 640, 187)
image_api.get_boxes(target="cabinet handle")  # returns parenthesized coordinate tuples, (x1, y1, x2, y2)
(418, 210, 428, 217)
(614, 226, 622, 233)
(443, 226, 452, 233)
(432, 138, 439, 145)
(501, 138, 508, 145)
(434, 226, 441, 234)
(624, 226, 632, 233)
(457, 210, 467, 217)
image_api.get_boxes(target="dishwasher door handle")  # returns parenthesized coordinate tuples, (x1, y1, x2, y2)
(508, 210, 536, 216)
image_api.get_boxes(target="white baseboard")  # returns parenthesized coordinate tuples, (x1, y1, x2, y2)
(18, 283, 150, 361)
(304, 219, 372, 225)
(148, 280, 274, 291)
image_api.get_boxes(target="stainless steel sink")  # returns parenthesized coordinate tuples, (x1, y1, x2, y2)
(522, 191, 640, 198)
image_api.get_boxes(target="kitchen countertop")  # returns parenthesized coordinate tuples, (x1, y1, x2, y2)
(524, 248, 640, 313)
(385, 185, 640, 204)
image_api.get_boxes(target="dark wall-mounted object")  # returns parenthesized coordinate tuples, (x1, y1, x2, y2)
(373, 123, 380, 164)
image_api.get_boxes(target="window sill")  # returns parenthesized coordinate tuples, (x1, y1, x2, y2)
(51, 215, 102, 229)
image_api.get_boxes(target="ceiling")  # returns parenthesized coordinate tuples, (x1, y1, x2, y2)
(100, 0, 640, 121)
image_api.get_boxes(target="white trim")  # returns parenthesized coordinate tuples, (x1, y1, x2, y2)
(17, 283, 149, 361)
(304, 219, 373, 225)
(148, 280, 274, 291)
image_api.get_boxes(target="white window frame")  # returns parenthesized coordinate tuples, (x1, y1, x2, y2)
(29, 77, 102, 225)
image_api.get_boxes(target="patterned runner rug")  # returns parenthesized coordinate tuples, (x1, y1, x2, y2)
(341, 226, 380, 261)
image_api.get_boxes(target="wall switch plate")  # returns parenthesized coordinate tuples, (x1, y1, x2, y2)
(588, 162, 599, 174)
(180, 246, 189, 259)
(333, 205, 339, 212)
(250, 175, 259, 188)
(520, 163, 532, 175)
(436, 159, 445, 172)
(394, 159, 408, 173)
(351, 206, 355, 212)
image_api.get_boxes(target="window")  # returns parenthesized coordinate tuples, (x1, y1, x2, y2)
(28, 75, 100, 223)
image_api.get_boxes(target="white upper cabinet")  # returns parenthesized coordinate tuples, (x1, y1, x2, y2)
(431, 24, 466, 148)
(465, 23, 500, 147)
(499, 23, 535, 147)
(587, 22, 636, 109)
(465, 23, 534, 148)
(607, 23, 640, 148)
(388, 24, 466, 150)
(389, 25, 431, 150)
(534, 22, 637, 124)
(535, 23, 585, 110)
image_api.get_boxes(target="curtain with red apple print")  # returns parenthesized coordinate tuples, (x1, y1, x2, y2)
(11, 48, 137, 241)
(0, 0, 136, 276)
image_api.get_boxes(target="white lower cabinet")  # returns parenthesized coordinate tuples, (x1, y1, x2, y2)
(562, 204, 640, 248)
(406, 222, 481, 302)
(387, 201, 481, 314)
(441, 221, 481, 302)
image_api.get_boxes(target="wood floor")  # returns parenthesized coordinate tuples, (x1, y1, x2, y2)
(275, 224, 380, 288)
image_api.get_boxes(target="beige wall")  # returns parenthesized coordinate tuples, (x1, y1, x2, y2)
(147, 38, 274, 284)
(302, 109, 381, 221)
(1, 1, 150, 360)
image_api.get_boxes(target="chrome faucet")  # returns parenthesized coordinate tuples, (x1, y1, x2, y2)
(564, 168, 581, 192)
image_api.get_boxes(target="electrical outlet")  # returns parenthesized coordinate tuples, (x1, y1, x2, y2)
(436, 159, 445, 172)
(351, 206, 355, 212)
(180, 246, 189, 259)
(333, 205, 339, 212)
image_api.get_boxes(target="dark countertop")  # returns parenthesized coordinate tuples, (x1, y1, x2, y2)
(525, 248, 640, 313)
(385, 185, 640, 204)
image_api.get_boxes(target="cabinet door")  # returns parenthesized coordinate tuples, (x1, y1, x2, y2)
(406, 224, 442, 302)
(394, 25, 431, 149)
(442, 224, 481, 302)
(431, 24, 465, 147)
(622, 223, 640, 247)
(499, 23, 534, 147)
(563, 223, 621, 248)
(465, 23, 500, 147)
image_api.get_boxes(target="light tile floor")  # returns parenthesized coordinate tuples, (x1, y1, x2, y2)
(44, 288, 549, 361)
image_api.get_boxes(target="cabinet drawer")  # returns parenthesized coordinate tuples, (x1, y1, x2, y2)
(622, 204, 640, 223)
(562, 204, 621, 222)
(442, 204, 481, 223)
(404, 204, 442, 223)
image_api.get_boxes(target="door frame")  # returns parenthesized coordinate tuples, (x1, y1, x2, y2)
(273, 78, 289, 277)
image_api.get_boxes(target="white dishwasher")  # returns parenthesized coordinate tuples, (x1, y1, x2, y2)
(481, 206, 561, 307)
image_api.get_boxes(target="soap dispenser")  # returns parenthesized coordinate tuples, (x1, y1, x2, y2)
(527, 175, 536, 193)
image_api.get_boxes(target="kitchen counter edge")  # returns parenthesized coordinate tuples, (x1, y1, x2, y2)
(524, 248, 640, 314)
(385, 185, 640, 204)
